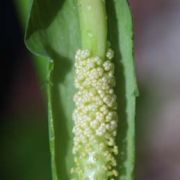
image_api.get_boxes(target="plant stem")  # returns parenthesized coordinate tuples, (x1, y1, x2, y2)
(77, 0, 107, 58)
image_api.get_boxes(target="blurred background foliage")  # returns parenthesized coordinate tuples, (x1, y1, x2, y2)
(1, 0, 180, 180)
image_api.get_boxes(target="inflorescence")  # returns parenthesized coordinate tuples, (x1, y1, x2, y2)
(71, 48, 118, 180)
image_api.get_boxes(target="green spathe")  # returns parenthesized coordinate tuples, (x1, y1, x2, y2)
(25, 0, 138, 180)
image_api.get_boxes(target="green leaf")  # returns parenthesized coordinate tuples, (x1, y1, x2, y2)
(25, 0, 138, 180)
(106, 1, 138, 179)
(15, 0, 49, 84)
(26, 1, 81, 179)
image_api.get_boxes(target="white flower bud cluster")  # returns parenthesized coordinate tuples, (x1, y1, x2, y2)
(71, 49, 118, 180)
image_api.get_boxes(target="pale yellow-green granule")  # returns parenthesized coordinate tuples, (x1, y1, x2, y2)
(71, 49, 118, 180)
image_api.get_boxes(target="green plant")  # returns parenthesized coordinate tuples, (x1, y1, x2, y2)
(23, 0, 138, 179)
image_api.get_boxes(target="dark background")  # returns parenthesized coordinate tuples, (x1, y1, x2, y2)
(0, 1, 51, 180)
(1, 0, 180, 179)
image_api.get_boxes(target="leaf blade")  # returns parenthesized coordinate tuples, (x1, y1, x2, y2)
(25, 0, 81, 179)
(107, 1, 138, 179)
